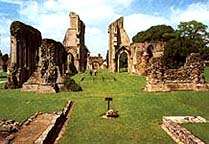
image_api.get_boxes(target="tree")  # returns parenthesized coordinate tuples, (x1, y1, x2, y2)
(1, 54, 9, 72)
(0, 50, 2, 58)
(132, 25, 175, 43)
(162, 20, 209, 68)
(1, 54, 9, 62)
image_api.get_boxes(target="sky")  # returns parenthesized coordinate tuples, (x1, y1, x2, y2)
(0, 0, 209, 57)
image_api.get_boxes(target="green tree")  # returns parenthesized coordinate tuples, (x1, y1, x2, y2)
(132, 25, 174, 43)
(163, 20, 209, 68)
(0, 50, 2, 58)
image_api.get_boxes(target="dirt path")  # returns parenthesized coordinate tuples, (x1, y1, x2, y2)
(12, 113, 57, 144)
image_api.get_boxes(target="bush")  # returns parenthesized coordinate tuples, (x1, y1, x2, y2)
(62, 76, 82, 92)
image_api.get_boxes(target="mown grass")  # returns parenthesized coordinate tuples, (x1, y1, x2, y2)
(0, 69, 208, 143)
(0, 71, 7, 81)
(204, 67, 209, 82)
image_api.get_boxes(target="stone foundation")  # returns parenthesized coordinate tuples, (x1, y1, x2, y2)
(145, 82, 209, 92)
(22, 84, 58, 93)
(6, 100, 73, 144)
(161, 116, 207, 144)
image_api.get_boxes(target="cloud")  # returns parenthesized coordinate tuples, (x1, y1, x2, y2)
(0, 16, 13, 54)
(15, 0, 132, 57)
(124, 13, 170, 40)
(171, 2, 209, 27)
(1, 0, 209, 57)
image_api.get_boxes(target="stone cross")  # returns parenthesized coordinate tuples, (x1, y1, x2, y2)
(105, 97, 112, 110)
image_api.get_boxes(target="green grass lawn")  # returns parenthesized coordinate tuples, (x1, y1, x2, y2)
(183, 123, 209, 143)
(204, 67, 209, 82)
(0, 69, 209, 143)
(0, 71, 7, 81)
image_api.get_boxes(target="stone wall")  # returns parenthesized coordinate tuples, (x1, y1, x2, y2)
(87, 54, 104, 70)
(21, 39, 68, 93)
(5, 21, 42, 88)
(63, 12, 89, 72)
(130, 41, 165, 75)
(145, 53, 209, 91)
(107, 17, 165, 74)
(108, 17, 131, 72)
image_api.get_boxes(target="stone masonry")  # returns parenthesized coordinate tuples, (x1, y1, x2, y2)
(145, 53, 209, 91)
(161, 116, 207, 144)
(130, 42, 165, 75)
(22, 39, 68, 93)
(108, 17, 131, 73)
(108, 17, 165, 75)
(63, 12, 89, 73)
(5, 21, 42, 88)
(87, 54, 105, 71)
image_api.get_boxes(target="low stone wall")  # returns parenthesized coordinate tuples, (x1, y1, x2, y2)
(161, 116, 207, 144)
(145, 82, 209, 92)
(145, 53, 209, 92)
(22, 84, 57, 93)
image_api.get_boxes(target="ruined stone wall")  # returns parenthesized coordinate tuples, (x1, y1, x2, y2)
(87, 54, 104, 70)
(145, 53, 209, 91)
(63, 12, 89, 72)
(108, 17, 165, 74)
(6, 21, 42, 88)
(108, 17, 131, 72)
(22, 39, 67, 93)
(130, 41, 165, 75)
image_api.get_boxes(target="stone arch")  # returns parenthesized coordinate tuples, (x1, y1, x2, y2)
(91, 61, 100, 70)
(143, 45, 154, 63)
(115, 47, 130, 72)
(146, 45, 154, 58)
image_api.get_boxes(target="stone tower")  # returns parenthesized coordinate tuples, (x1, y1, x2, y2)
(63, 12, 89, 72)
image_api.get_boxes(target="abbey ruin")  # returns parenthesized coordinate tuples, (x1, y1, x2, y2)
(5, 12, 86, 93)
(107, 17, 209, 91)
(4, 11, 209, 92)
(108, 17, 165, 75)
(63, 12, 89, 73)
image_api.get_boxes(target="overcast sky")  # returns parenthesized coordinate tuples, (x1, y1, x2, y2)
(0, 0, 209, 57)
